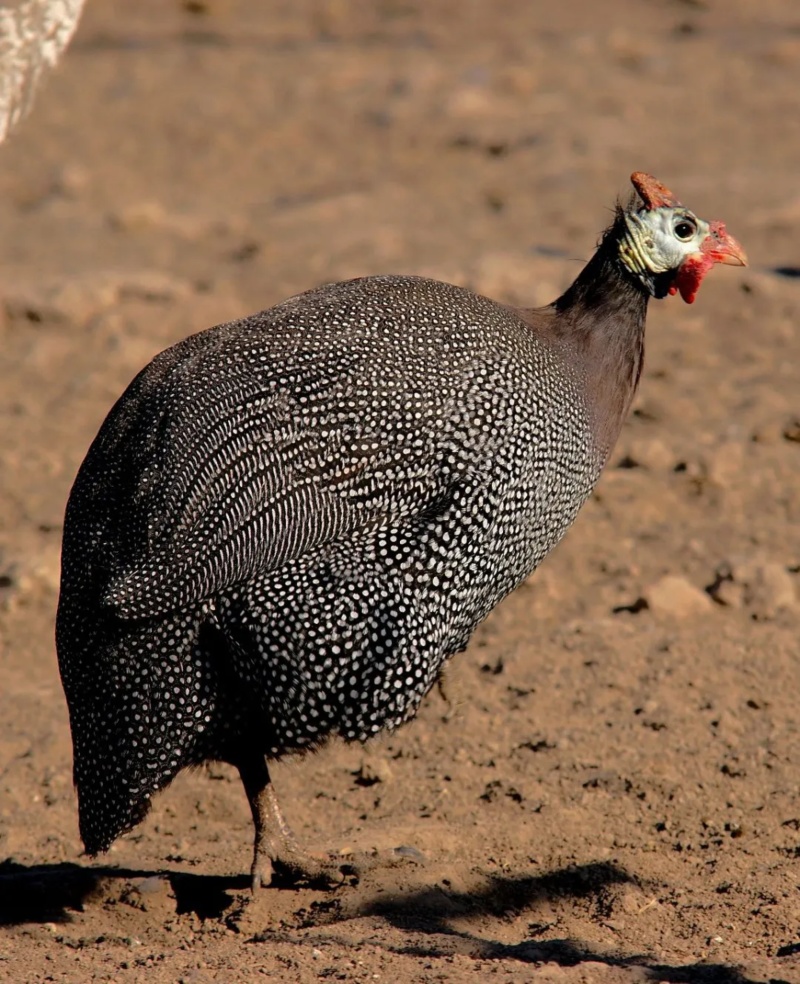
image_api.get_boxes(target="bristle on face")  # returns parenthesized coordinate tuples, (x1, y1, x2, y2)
(630, 172, 682, 211)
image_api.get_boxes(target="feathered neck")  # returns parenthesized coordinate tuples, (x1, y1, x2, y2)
(535, 209, 654, 460)
(557, 205, 676, 313)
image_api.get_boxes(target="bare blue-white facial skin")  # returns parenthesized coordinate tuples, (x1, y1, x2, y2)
(619, 205, 712, 279)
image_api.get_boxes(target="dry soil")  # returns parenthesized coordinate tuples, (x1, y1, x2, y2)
(1, 2, 799, 982)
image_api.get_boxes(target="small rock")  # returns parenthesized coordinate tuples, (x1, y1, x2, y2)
(354, 755, 392, 786)
(393, 844, 425, 862)
(710, 559, 797, 619)
(445, 85, 495, 119)
(52, 163, 91, 198)
(707, 442, 745, 489)
(741, 562, 796, 620)
(629, 392, 664, 423)
(3, 270, 194, 329)
(122, 875, 173, 913)
(750, 418, 785, 445)
(708, 575, 744, 609)
(496, 65, 538, 97)
(115, 271, 193, 304)
(110, 200, 168, 231)
(619, 887, 655, 915)
(606, 28, 655, 70)
(204, 761, 236, 782)
(644, 576, 713, 618)
(110, 202, 245, 240)
(134, 875, 169, 895)
(783, 419, 800, 443)
(617, 436, 674, 471)
(4, 277, 117, 328)
(733, 269, 782, 295)
(764, 36, 800, 66)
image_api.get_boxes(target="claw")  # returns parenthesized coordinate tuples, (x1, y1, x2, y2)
(238, 754, 358, 892)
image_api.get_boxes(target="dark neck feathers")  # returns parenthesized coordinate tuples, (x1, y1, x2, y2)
(524, 212, 653, 460)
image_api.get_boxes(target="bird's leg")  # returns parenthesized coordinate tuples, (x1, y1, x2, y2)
(237, 754, 350, 891)
(436, 668, 456, 722)
(237, 754, 283, 890)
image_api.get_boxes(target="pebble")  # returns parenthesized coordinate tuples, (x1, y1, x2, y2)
(116, 270, 194, 304)
(735, 560, 795, 620)
(444, 85, 496, 119)
(393, 844, 425, 862)
(4, 277, 118, 328)
(617, 436, 675, 471)
(53, 163, 91, 198)
(134, 875, 170, 895)
(496, 66, 538, 98)
(644, 575, 713, 619)
(4, 271, 194, 329)
(710, 558, 797, 619)
(750, 418, 786, 445)
(109, 201, 246, 239)
(0, 542, 62, 609)
(355, 754, 393, 785)
(707, 442, 745, 489)
(764, 36, 800, 66)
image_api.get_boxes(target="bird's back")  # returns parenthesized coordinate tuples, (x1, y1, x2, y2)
(62, 275, 598, 618)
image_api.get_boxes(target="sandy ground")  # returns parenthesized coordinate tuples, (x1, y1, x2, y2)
(1, 1, 799, 981)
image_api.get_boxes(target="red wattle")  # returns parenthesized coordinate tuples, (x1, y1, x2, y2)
(673, 254, 714, 304)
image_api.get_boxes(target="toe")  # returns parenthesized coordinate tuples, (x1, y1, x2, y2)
(251, 855, 275, 892)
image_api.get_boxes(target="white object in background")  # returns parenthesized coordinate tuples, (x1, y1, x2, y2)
(0, 0, 85, 143)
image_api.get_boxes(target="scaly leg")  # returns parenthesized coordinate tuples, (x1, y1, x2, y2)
(237, 754, 352, 891)
(437, 668, 457, 722)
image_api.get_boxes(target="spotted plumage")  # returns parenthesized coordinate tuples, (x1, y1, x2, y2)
(56, 175, 745, 881)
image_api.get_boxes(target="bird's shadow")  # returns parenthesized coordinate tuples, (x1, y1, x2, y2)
(0, 858, 247, 925)
(1, 858, 792, 984)
(260, 861, 791, 984)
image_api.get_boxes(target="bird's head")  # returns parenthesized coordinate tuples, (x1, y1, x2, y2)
(617, 172, 747, 304)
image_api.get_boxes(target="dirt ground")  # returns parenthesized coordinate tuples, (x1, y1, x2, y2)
(1, 1, 799, 981)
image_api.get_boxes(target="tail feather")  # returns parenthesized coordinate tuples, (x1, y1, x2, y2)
(56, 601, 224, 854)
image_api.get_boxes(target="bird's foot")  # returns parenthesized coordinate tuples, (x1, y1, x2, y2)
(250, 842, 423, 892)
(272, 849, 359, 889)
(239, 755, 418, 893)
(250, 851, 274, 892)
(251, 844, 358, 891)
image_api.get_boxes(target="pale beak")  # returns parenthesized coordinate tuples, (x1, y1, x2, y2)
(706, 221, 748, 267)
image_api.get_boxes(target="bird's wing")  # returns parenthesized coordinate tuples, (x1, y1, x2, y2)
(0, 0, 85, 144)
(77, 327, 488, 621)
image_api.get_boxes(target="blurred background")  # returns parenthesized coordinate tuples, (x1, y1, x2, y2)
(1, 2, 799, 981)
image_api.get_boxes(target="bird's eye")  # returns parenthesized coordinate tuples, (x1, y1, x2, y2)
(674, 219, 696, 241)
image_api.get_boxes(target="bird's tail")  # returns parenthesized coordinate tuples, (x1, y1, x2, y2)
(56, 601, 223, 856)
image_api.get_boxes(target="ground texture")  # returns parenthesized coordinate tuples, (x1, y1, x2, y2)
(1, 1, 799, 981)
